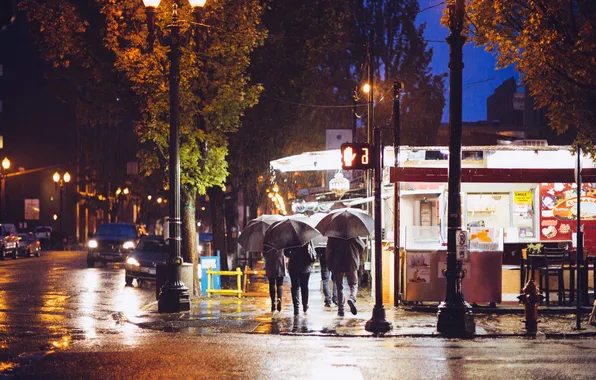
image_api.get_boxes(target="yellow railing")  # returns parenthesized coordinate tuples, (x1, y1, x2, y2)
(242, 265, 267, 294)
(206, 267, 243, 298)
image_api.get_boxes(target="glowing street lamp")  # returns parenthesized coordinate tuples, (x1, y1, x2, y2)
(53, 171, 71, 238)
(142, 0, 209, 313)
(0, 157, 10, 222)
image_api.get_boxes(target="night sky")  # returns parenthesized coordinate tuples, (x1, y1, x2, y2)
(416, 1, 519, 122)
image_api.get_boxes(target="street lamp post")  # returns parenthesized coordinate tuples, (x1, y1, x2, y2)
(0, 157, 10, 223)
(436, 0, 475, 336)
(143, 0, 207, 313)
(53, 171, 71, 237)
(365, 126, 392, 335)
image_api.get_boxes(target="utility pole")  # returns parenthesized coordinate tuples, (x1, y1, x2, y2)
(436, 0, 475, 336)
(393, 82, 401, 307)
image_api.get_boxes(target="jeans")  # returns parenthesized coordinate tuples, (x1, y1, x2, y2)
(289, 272, 311, 311)
(334, 271, 358, 312)
(321, 264, 337, 304)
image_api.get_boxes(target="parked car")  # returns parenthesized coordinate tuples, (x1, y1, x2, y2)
(34, 226, 52, 249)
(0, 223, 19, 260)
(18, 233, 41, 257)
(124, 235, 168, 286)
(87, 223, 147, 267)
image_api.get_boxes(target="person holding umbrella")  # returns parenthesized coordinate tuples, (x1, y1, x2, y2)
(326, 236, 365, 316)
(284, 240, 317, 316)
(263, 247, 285, 313)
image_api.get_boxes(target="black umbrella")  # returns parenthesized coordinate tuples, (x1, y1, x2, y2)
(238, 214, 285, 252)
(263, 218, 321, 250)
(315, 208, 373, 239)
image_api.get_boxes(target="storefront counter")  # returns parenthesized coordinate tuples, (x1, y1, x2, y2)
(404, 250, 502, 304)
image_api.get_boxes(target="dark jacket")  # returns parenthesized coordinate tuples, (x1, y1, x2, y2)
(326, 236, 364, 273)
(284, 241, 316, 274)
(263, 249, 286, 279)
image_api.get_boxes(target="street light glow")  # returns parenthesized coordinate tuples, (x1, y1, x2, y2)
(1, 158, 9, 170)
(147, 195, 152, 201)
(142, 0, 161, 8)
(53, 172, 60, 183)
(189, 0, 207, 7)
(157, 197, 163, 204)
(63, 172, 71, 183)
(123, 188, 130, 195)
(362, 83, 371, 93)
(116, 188, 122, 196)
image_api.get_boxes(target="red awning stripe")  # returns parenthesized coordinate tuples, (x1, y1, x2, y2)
(390, 167, 596, 183)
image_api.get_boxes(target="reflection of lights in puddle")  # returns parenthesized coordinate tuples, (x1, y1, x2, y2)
(80, 316, 97, 339)
(0, 362, 18, 372)
(50, 336, 71, 349)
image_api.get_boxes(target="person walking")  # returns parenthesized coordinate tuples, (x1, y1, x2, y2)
(326, 236, 365, 317)
(263, 248, 286, 313)
(315, 245, 337, 307)
(284, 241, 317, 315)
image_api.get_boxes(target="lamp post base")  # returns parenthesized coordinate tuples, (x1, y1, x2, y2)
(158, 283, 191, 313)
(158, 263, 191, 313)
(365, 304, 392, 334)
(436, 301, 475, 337)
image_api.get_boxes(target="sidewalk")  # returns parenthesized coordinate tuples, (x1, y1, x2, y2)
(132, 269, 596, 338)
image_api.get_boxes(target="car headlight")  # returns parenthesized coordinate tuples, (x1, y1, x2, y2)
(88, 240, 98, 249)
(126, 257, 140, 266)
(122, 241, 135, 250)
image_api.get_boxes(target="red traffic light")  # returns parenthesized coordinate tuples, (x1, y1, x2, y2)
(340, 143, 374, 170)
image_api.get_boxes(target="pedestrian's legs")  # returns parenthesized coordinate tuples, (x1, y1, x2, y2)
(268, 277, 276, 312)
(334, 272, 346, 316)
(331, 272, 338, 305)
(346, 270, 358, 302)
(289, 272, 300, 315)
(320, 264, 332, 306)
(299, 272, 310, 312)
(275, 276, 283, 312)
(346, 270, 358, 315)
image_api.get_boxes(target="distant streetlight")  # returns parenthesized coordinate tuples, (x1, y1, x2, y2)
(53, 171, 71, 239)
(143, 0, 208, 313)
(123, 188, 130, 195)
(0, 157, 10, 222)
(147, 195, 152, 201)
(362, 83, 371, 94)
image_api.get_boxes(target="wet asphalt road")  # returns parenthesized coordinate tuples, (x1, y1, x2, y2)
(2, 251, 596, 379)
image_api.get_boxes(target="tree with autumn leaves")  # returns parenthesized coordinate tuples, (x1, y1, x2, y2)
(21, 0, 265, 295)
(466, 0, 596, 149)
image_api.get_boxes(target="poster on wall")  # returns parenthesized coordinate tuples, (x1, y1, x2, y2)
(24, 199, 40, 220)
(539, 183, 596, 246)
(407, 252, 430, 283)
(469, 227, 498, 251)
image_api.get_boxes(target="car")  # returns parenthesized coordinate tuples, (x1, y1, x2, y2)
(18, 233, 41, 257)
(0, 223, 19, 260)
(87, 223, 147, 267)
(34, 226, 52, 249)
(124, 235, 168, 286)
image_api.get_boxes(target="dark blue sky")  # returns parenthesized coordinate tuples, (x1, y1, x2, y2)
(416, 1, 519, 122)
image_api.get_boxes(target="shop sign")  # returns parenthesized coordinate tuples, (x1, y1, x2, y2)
(514, 191, 532, 205)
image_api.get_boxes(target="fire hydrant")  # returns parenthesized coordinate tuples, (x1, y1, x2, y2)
(517, 279, 544, 333)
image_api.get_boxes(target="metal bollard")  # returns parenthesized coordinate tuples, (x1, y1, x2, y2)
(517, 279, 544, 334)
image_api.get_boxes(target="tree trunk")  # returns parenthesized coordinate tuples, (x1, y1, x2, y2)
(181, 187, 200, 297)
(207, 186, 228, 269)
(225, 185, 239, 268)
